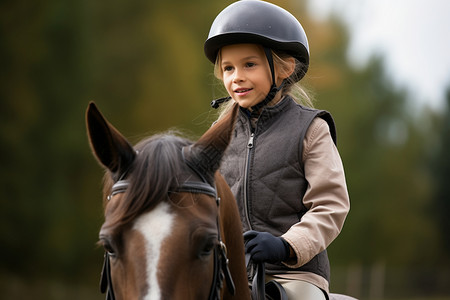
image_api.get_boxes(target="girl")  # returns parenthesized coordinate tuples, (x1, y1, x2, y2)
(204, 1, 350, 299)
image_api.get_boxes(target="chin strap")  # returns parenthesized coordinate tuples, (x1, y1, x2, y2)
(248, 47, 283, 117)
(211, 47, 284, 115)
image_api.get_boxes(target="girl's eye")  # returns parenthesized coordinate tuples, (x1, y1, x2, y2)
(246, 62, 256, 68)
(223, 66, 233, 72)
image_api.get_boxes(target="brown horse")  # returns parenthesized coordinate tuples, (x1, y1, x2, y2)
(87, 102, 357, 300)
(86, 102, 250, 300)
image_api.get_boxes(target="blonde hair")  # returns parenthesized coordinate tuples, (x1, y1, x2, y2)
(213, 48, 314, 120)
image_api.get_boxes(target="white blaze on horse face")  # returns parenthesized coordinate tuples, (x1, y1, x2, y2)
(133, 202, 174, 300)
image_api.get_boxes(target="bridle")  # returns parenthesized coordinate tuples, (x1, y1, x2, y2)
(99, 147, 235, 300)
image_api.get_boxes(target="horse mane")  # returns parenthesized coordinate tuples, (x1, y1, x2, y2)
(101, 104, 238, 233)
(102, 132, 192, 231)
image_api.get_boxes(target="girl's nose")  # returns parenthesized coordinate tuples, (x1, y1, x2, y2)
(233, 68, 245, 83)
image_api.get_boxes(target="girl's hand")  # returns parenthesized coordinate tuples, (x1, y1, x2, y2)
(243, 230, 290, 263)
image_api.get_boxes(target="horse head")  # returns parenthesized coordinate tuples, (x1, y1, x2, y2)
(86, 102, 249, 300)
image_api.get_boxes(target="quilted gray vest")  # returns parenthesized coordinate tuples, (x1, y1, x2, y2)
(220, 96, 336, 282)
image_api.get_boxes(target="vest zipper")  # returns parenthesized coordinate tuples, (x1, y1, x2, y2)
(247, 133, 254, 149)
(243, 132, 254, 230)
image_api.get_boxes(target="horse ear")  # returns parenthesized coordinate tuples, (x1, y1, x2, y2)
(186, 103, 239, 181)
(86, 102, 136, 178)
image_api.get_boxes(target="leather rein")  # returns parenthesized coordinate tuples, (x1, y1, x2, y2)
(99, 149, 235, 300)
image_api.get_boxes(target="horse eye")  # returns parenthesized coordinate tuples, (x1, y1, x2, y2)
(99, 237, 117, 258)
(198, 237, 217, 259)
(105, 246, 116, 257)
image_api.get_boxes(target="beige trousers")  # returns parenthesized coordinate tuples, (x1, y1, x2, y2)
(266, 276, 327, 300)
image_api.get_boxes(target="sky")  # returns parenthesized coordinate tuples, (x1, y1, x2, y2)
(306, 0, 450, 111)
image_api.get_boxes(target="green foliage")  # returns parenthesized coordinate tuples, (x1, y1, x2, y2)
(315, 34, 441, 266)
(302, 17, 441, 267)
(431, 89, 450, 259)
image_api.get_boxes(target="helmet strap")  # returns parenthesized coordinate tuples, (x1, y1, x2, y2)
(250, 47, 284, 117)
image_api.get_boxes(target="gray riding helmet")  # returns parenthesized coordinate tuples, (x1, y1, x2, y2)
(204, 0, 310, 81)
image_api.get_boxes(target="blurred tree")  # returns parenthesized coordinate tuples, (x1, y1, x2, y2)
(0, 0, 102, 281)
(431, 87, 450, 258)
(304, 16, 438, 267)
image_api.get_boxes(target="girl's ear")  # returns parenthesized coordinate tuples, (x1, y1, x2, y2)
(277, 56, 296, 83)
(213, 49, 224, 80)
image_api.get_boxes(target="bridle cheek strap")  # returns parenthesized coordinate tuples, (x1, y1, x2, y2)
(207, 199, 236, 299)
(100, 252, 116, 300)
(220, 241, 236, 296)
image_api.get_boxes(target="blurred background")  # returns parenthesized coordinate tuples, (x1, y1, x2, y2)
(1, 0, 449, 299)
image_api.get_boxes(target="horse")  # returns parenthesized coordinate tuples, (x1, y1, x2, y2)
(87, 102, 249, 299)
(86, 102, 357, 300)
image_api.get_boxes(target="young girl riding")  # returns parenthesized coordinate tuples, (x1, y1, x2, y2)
(204, 1, 350, 299)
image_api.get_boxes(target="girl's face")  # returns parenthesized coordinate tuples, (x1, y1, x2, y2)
(219, 44, 282, 109)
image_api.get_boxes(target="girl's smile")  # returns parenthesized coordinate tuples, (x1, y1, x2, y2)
(234, 87, 253, 96)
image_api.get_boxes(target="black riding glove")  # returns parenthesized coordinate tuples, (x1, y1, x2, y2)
(243, 230, 290, 264)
